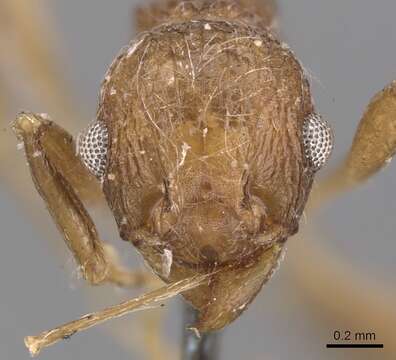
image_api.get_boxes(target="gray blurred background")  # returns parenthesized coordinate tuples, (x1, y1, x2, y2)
(0, 0, 395, 359)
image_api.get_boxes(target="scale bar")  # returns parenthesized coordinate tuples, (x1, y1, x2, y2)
(326, 344, 383, 349)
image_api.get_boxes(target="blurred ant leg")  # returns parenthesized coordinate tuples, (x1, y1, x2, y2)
(183, 303, 220, 360)
(12, 112, 150, 287)
(311, 81, 396, 208)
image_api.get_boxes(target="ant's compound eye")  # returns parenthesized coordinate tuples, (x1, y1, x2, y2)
(77, 120, 108, 178)
(302, 113, 334, 171)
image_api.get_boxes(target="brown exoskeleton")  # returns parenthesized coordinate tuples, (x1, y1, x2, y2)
(12, 0, 396, 356)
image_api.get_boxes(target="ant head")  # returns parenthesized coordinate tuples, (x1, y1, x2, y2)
(96, 19, 331, 331)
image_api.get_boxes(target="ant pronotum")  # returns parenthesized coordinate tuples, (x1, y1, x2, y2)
(12, 0, 396, 357)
